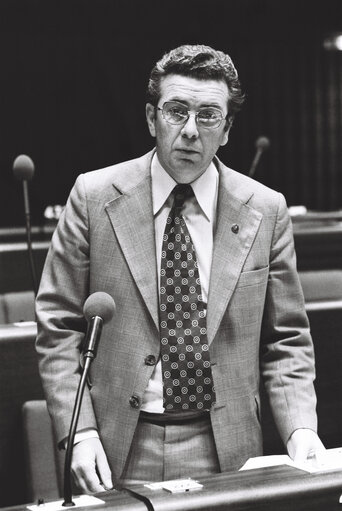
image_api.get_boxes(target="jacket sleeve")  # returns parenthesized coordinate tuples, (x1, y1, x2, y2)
(260, 193, 317, 444)
(35, 174, 98, 445)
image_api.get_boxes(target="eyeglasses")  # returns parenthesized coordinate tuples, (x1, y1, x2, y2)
(157, 101, 227, 129)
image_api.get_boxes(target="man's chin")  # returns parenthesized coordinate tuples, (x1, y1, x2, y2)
(177, 157, 197, 166)
(167, 160, 207, 183)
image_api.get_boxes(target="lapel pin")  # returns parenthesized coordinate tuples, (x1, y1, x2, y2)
(231, 224, 239, 234)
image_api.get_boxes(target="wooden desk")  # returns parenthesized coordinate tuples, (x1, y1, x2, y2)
(2, 466, 342, 511)
(125, 465, 342, 510)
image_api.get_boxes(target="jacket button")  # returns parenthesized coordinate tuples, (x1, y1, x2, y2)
(129, 395, 140, 409)
(145, 355, 156, 366)
(231, 224, 239, 234)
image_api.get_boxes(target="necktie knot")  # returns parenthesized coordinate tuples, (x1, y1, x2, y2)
(172, 184, 194, 210)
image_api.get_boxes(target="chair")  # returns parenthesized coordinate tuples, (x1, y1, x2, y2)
(0, 290, 35, 323)
(22, 400, 64, 502)
(0, 324, 44, 507)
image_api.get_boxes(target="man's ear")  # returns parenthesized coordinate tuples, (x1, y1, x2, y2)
(146, 103, 156, 137)
(220, 119, 232, 147)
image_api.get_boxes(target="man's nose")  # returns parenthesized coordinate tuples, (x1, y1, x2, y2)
(180, 113, 199, 139)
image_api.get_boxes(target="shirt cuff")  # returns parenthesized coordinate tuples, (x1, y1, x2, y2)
(63, 428, 99, 449)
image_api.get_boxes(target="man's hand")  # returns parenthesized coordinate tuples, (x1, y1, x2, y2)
(287, 428, 325, 463)
(71, 437, 113, 493)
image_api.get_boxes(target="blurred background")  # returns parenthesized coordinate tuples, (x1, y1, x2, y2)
(1, 0, 342, 228)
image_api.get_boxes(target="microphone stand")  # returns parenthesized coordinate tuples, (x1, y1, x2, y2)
(22, 180, 38, 296)
(248, 148, 263, 178)
(62, 316, 103, 507)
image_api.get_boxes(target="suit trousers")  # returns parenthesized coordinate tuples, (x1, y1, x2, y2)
(120, 414, 221, 485)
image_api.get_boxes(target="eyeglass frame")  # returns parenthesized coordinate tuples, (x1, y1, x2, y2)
(156, 101, 229, 130)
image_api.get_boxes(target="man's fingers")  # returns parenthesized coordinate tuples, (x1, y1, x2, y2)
(72, 457, 104, 493)
(71, 438, 112, 494)
(292, 443, 307, 463)
(287, 428, 326, 463)
(95, 445, 113, 490)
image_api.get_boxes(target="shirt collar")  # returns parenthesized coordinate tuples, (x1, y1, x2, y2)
(151, 153, 218, 222)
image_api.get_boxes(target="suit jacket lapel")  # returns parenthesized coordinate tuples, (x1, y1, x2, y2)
(105, 152, 160, 331)
(207, 162, 263, 344)
(103, 152, 263, 339)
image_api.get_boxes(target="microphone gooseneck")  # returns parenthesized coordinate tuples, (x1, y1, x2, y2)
(248, 136, 270, 178)
(13, 154, 38, 295)
(63, 292, 116, 507)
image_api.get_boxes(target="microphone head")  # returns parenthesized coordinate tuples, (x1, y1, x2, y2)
(83, 291, 116, 323)
(13, 154, 35, 181)
(255, 136, 270, 150)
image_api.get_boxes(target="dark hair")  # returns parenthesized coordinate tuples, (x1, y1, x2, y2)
(146, 44, 245, 123)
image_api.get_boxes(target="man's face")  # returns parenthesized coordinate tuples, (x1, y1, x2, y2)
(146, 74, 230, 183)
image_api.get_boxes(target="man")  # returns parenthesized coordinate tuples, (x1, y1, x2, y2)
(36, 44, 324, 493)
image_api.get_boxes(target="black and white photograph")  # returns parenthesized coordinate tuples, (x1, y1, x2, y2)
(0, 1, 342, 509)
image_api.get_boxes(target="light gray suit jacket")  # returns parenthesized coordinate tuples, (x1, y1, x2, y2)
(36, 149, 317, 482)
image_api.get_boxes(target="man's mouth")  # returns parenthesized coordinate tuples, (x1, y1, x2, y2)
(175, 148, 200, 155)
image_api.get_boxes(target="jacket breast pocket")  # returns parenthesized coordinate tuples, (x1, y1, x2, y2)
(224, 266, 270, 330)
(236, 265, 269, 289)
(221, 266, 269, 336)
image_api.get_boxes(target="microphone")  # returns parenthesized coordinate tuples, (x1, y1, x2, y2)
(248, 136, 270, 178)
(13, 154, 38, 295)
(83, 292, 116, 359)
(63, 292, 116, 507)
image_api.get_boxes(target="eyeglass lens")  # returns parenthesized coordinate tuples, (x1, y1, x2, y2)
(162, 102, 224, 128)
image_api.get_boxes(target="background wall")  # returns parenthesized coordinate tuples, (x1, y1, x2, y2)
(1, 0, 342, 227)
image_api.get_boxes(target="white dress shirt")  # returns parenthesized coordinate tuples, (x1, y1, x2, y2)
(141, 154, 219, 413)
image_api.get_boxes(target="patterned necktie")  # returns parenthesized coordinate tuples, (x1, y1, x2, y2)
(159, 183, 215, 411)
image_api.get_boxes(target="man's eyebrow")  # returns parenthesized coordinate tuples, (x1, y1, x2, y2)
(167, 98, 188, 105)
(168, 98, 224, 110)
(200, 103, 223, 110)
